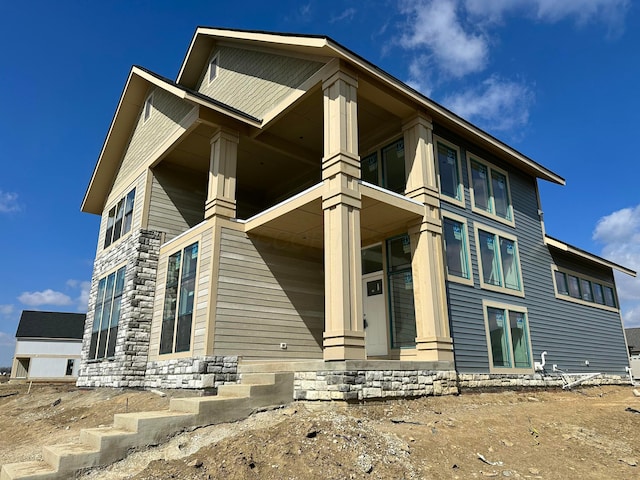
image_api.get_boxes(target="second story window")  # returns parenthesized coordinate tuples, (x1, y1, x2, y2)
(468, 155, 514, 225)
(475, 224, 524, 296)
(435, 137, 464, 207)
(442, 213, 472, 285)
(360, 138, 406, 194)
(104, 188, 136, 249)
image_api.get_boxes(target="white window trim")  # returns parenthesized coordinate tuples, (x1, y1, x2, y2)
(208, 52, 219, 84)
(467, 153, 515, 228)
(143, 93, 154, 122)
(434, 135, 465, 208)
(442, 211, 474, 286)
(550, 265, 619, 312)
(474, 222, 525, 298)
(482, 300, 534, 374)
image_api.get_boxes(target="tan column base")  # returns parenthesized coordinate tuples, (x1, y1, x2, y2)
(414, 336, 455, 363)
(323, 330, 366, 361)
(205, 198, 236, 219)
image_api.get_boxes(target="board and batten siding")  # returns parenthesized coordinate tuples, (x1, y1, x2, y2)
(148, 222, 214, 360)
(213, 228, 324, 359)
(95, 171, 147, 257)
(435, 126, 629, 375)
(147, 164, 207, 242)
(111, 87, 195, 196)
(197, 46, 324, 119)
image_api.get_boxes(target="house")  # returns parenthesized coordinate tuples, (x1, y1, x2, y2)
(77, 27, 635, 398)
(626, 328, 640, 356)
(10, 311, 85, 382)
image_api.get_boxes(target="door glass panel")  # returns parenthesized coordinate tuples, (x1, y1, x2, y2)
(509, 311, 530, 368)
(487, 307, 510, 368)
(362, 244, 383, 274)
(388, 270, 416, 348)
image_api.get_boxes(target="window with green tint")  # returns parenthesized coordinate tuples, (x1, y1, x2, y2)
(381, 140, 406, 194)
(361, 152, 379, 186)
(437, 142, 461, 201)
(443, 217, 470, 279)
(478, 230, 502, 287)
(485, 304, 532, 372)
(477, 228, 522, 293)
(362, 244, 383, 274)
(491, 170, 510, 219)
(500, 238, 520, 291)
(470, 160, 491, 211)
(554, 270, 569, 295)
(160, 242, 199, 355)
(386, 234, 416, 348)
(89, 266, 126, 360)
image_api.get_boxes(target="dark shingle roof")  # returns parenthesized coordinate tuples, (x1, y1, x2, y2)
(625, 328, 640, 354)
(15, 311, 86, 340)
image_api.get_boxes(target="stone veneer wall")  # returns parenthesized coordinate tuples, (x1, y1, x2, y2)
(77, 229, 162, 388)
(144, 356, 239, 389)
(457, 372, 630, 389)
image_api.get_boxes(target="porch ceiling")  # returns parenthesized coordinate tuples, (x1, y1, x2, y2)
(243, 182, 424, 249)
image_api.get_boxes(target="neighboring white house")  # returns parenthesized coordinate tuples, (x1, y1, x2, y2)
(10, 311, 86, 382)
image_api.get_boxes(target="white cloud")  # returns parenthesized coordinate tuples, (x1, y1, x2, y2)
(442, 76, 534, 132)
(0, 190, 20, 213)
(406, 55, 435, 96)
(0, 304, 13, 316)
(18, 289, 73, 307)
(399, 0, 489, 78)
(330, 8, 356, 23)
(593, 205, 640, 245)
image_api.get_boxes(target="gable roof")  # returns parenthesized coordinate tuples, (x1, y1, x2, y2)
(15, 311, 86, 340)
(626, 328, 640, 353)
(178, 27, 566, 186)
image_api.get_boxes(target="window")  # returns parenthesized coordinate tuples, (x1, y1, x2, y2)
(208, 54, 219, 83)
(483, 302, 532, 373)
(104, 188, 136, 248)
(143, 94, 153, 122)
(552, 266, 619, 310)
(442, 213, 472, 285)
(386, 234, 416, 348)
(89, 266, 126, 360)
(468, 155, 514, 225)
(475, 225, 524, 296)
(65, 359, 75, 376)
(360, 138, 406, 194)
(160, 242, 199, 354)
(435, 136, 464, 207)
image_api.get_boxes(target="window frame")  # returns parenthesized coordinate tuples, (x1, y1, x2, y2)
(143, 93, 153, 122)
(474, 223, 525, 297)
(467, 153, 515, 227)
(88, 265, 126, 361)
(103, 188, 136, 249)
(482, 300, 534, 374)
(433, 135, 465, 208)
(551, 265, 619, 312)
(208, 52, 219, 84)
(441, 211, 473, 286)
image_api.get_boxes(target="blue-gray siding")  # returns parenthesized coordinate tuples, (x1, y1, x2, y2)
(435, 126, 629, 375)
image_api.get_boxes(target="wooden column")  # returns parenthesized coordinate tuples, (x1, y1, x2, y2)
(321, 69, 365, 361)
(205, 127, 239, 220)
(403, 115, 454, 362)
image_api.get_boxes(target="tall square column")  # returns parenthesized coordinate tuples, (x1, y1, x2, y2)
(205, 127, 239, 220)
(322, 69, 365, 361)
(403, 115, 454, 362)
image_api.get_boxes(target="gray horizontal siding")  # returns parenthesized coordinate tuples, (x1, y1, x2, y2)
(436, 126, 629, 375)
(214, 228, 324, 359)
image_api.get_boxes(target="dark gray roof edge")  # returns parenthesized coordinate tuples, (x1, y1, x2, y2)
(16, 311, 86, 340)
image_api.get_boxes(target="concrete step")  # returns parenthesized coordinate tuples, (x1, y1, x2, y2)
(42, 443, 100, 474)
(112, 410, 195, 445)
(79, 427, 138, 464)
(0, 461, 57, 480)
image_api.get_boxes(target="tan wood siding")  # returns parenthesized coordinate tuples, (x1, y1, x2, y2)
(214, 228, 324, 359)
(147, 164, 207, 242)
(111, 87, 194, 196)
(197, 46, 323, 119)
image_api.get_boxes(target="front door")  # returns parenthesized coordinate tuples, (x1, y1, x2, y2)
(363, 271, 388, 356)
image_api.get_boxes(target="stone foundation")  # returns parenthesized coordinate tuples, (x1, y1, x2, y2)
(457, 372, 630, 389)
(144, 356, 239, 389)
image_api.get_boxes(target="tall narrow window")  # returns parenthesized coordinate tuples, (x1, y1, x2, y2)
(469, 156, 513, 224)
(361, 152, 379, 186)
(89, 266, 126, 360)
(386, 234, 415, 348)
(143, 94, 153, 121)
(381, 139, 405, 194)
(209, 54, 219, 83)
(436, 141, 463, 203)
(604, 286, 617, 307)
(476, 226, 523, 295)
(442, 216, 471, 282)
(160, 242, 199, 354)
(593, 283, 605, 304)
(554, 270, 569, 295)
(104, 188, 136, 248)
(484, 303, 532, 373)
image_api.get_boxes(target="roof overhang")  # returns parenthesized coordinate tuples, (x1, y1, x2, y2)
(545, 235, 636, 277)
(177, 27, 565, 186)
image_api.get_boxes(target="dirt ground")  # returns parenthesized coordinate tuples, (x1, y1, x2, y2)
(1, 383, 640, 479)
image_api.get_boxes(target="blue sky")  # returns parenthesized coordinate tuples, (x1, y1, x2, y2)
(0, 0, 638, 367)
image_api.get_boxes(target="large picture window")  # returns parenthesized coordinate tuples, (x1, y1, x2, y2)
(475, 225, 524, 296)
(104, 188, 136, 248)
(468, 155, 514, 226)
(552, 267, 618, 311)
(360, 138, 406, 194)
(160, 242, 199, 354)
(89, 266, 126, 360)
(442, 213, 473, 285)
(483, 302, 532, 373)
(435, 137, 464, 207)
(386, 234, 416, 348)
